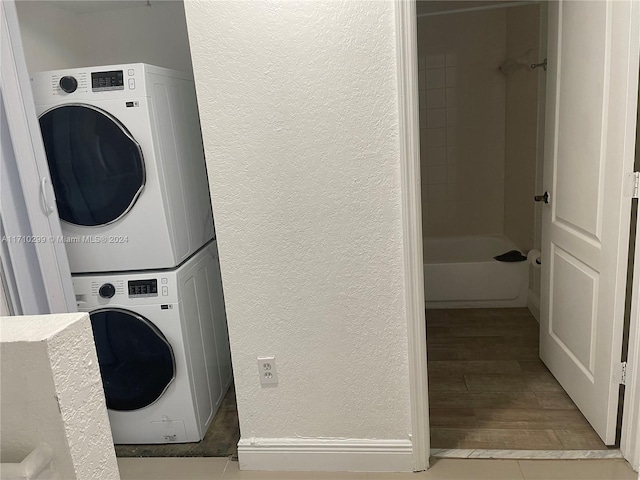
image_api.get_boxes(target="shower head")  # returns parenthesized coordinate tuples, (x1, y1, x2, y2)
(498, 49, 536, 75)
(498, 58, 529, 75)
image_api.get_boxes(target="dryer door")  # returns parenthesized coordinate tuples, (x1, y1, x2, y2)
(90, 308, 175, 411)
(39, 105, 145, 227)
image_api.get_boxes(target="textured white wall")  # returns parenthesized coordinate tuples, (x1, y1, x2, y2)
(16, 1, 192, 73)
(0, 313, 119, 480)
(184, 1, 412, 441)
(1, 338, 74, 475)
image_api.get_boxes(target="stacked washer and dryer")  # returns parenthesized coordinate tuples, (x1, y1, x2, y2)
(32, 64, 232, 444)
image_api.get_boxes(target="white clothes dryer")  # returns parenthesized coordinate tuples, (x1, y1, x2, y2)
(73, 240, 232, 444)
(32, 64, 214, 273)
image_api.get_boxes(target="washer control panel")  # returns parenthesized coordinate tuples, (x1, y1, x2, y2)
(128, 279, 158, 298)
(73, 273, 176, 307)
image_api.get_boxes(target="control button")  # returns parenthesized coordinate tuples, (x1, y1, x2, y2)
(128, 69, 135, 76)
(161, 278, 168, 284)
(162, 286, 168, 296)
(59, 76, 78, 93)
(98, 283, 116, 299)
(128, 78, 136, 90)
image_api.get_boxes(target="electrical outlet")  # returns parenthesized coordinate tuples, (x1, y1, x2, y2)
(257, 356, 278, 386)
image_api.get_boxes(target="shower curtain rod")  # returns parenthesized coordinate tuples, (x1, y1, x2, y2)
(416, 1, 540, 18)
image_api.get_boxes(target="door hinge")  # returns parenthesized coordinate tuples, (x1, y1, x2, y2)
(624, 172, 640, 198)
(616, 361, 627, 385)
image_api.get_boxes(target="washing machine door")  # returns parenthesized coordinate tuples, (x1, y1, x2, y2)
(90, 309, 175, 411)
(39, 104, 145, 227)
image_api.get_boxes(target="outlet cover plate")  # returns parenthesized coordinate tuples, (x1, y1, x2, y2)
(257, 356, 278, 386)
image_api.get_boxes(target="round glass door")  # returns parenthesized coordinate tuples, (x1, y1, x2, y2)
(90, 309, 175, 411)
(39, 105, 145, 226)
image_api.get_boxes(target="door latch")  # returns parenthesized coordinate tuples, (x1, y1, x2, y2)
(534, 191, 550, 204)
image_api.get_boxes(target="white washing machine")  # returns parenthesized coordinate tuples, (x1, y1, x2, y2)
(73, 240, 232, 444)
(32, 63, 214, 274)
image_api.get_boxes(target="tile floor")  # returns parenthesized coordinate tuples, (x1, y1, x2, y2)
(116, 385, 240, 458)
(427, 308, 609, 450)
(117, 457, 637, 479)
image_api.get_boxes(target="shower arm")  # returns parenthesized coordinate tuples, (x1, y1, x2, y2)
(531, 59, 548, 71)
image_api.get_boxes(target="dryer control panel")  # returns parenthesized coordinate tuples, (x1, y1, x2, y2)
(31, 63, 150, 101)
(92, 70, 125, 92)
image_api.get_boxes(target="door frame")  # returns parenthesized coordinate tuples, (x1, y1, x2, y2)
(398, 0, 640, 470)
(394, 0, 430, 472)
(621, 208, 640, 470)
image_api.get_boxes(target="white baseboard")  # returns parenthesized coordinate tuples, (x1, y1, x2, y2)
(237, 437, 414, 472)
(527, 289, 540, 322)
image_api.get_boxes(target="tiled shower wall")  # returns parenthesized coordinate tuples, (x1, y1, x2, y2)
(418, 9, 507, 239)
(504, 4, 541, 253)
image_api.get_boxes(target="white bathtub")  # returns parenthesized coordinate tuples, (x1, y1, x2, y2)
(423, 235, 529, 309)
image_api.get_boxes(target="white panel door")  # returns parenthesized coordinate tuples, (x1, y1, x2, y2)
(540, 0, 640, 444)
(1, 0, 76, 314)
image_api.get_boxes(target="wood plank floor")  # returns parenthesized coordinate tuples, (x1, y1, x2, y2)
(427, 308, 609, 450)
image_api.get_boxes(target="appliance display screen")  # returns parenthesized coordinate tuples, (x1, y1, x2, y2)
(128, 279, 158, 297)
(92, 70, 124, 91)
